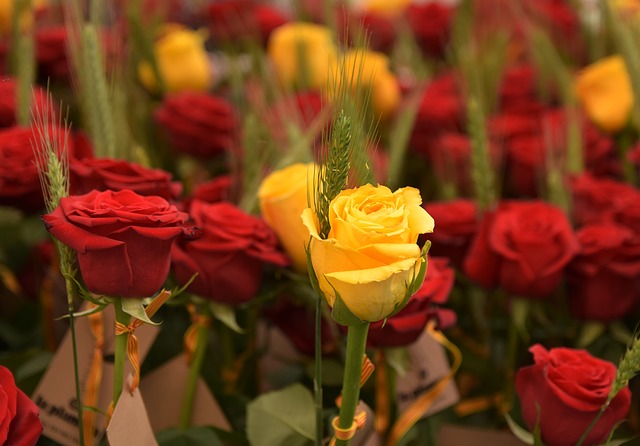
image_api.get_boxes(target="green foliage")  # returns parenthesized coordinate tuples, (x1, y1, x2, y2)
(157, 427, 223, 446)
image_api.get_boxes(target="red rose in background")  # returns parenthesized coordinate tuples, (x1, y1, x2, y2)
(367, 257, 456, 349)
(70, 157, 182, 200)
(0, 366, 42, 446)
(36, 27, 70, 82)
(172, 200, 289, 305)
(406, 3, 454, 59)
(265, 91, 327, 145)
(155, 93, 238, 159)
(571, 174, 638, 226)
(464, 201, 578, 297)
(338, 10, 396, 53)
(568, 223, 640, 322)
(0, 80, 55, 128)
(191, 176, 234, 205)
(43, 190, 189, 298)
(612, 188, 640, 236)
(499, 65, 539, 112)
(424, 199, 478, 269)
(207, 0, 288, 45)
(516, 345, 631, 446)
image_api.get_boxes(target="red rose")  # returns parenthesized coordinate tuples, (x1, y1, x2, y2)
(70, 157, 182, 200)
(207, 0, 288, 45)
(0, 366, 42, 446)
(367, 257, 456, 349)
(568, 223, 640, 322)
(516, 344, 631, 446)
(406, 3, 454, 59)
(571, 174, 638, 226)
(36, 27, 70, 82)
(0, 80, 55, 128)
(499, 65, 539, 112)
(424, 199, 478, 269)
(191, 176, 234, 204)
(464, 201, 578, 297)
(612, 188, 640, 237)
(264, 91, 327, 145)
(338, 10, 396, 53)
(42, 189, 189, 298)
(171, 200, 289, 305)
(155, 93, 238, 159)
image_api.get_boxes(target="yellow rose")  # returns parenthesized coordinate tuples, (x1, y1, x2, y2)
(302, 184, 434, 322)
(359, 0, 412, 17)
(332, 50, 400, 120)
(139, 26, 212, 94)
(575, 55, 633, 133)
(258, 163, 315, 273)
(267, 22, 337, 90)
(0, 0, 47, 36)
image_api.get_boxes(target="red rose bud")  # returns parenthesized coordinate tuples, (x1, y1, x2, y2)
(568, 223, 640, 322)
(155, 93, 238, 159)
(0, 366, 42, 446)
(516, 344, 631, 446)
(424, 199, 478, 270)
(171, 200, 290, 305)
(464, 201, 578, 297)
(366, 257, 456, 349)
(70, 157, 182, 200)
(43, 189, 189, 298)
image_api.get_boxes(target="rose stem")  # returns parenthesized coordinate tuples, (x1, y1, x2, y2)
(112, 298, 131, 409)
(314, 294, 323, 446)
(503, 317, 519, 412)
(63, 272, 85, 446)
(335, 321, 370, 446)
(179, 305, 209, 430)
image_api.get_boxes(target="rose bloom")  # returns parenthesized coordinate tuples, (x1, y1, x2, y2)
(267, 22, 337, 91)
(0, 366, 42, 445)
(36, 26, 69, 82)
(406, 2, 454, 59)
(154, 92, 238, 158)
(70, 157, 182, 200)
(338, 10, 396, 53)
(424, 199, 477, 269)
(43, 189, 189, 298)
(139, 26, 212, 94)
(366, 257, 456, 348)
(576, 55, 632, 133)
(0, 79, 55, 128)
(302, 184, 434, 322)
(516, 344, 631, 446)
(172, 200, 290, 305)
(207, 0, 288, 45)
(332, 49, 400, 120)
(258, 163, 314, 273)
(568, 223, 640, 322)
(571, 174, 639, 226)
(464, 201, 578, 297)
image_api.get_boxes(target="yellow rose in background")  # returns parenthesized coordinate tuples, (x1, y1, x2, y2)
(359, 0, 412, 17)
(575, 55, 633, 133)
(0, 0, 47, 36)
(302, 184, 434, 322)
(259, 163, 315, 273)
(139, 26, 212, 94)
(333, 50, 400, 120)
(267, 22, 337, 90)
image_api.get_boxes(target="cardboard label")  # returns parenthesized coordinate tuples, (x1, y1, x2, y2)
(395, 330, 460, 416)
(32, 304, 159, 446)
(438, 425, 526, 446)
(140, 354, 231, 433)
(106, 375, 158, 446)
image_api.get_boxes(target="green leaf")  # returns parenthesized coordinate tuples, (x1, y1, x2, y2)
(577, 322, 607, 348)
(504, 413, 534, 445)
(121, 298, 161, 326)
(385, 347, 412, 377)
(304, 358, 344, 387)
(55, 304, 108, 320)
(246, 384, 315, 446)
(157, 427, 223, 446)
(210, 302, 244, 334)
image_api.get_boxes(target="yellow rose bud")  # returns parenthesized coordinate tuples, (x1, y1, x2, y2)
(575, 55, 633, 133)
(258, 163, 315, 273)
(302, 184, 434, 322)
(333, 50, 400, 120)
(267, 22, 337, 90)
(139, 26, 212, 94)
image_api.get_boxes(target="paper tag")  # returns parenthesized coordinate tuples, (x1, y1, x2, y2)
(106, 375, 158, 446)
(257, 322, 305, 392)
(395, 330, 460, 416)
(32, 304, 160, 446)
(351, 401, 382, 446)
(438, 425, 526, 446)
(140, 354, 231, 432)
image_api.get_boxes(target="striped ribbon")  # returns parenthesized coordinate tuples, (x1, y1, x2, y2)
(386, 323, 462, 446)
(183, 304, 211, 365)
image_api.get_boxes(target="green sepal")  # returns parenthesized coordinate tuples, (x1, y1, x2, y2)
(55, 303, 108, 320)
(210, 301, 244, 334)
(121, 297, 161, 326)
(504, 412, 534, 445)
(386, 241, 430, 319)
(330, 288, 365, 326)
(305, 239, 323, 299)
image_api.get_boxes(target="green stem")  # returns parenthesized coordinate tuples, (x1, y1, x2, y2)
(315, 295, 323, 446)
(63, 274, 85, 446)
(503, 319, 519, 412)
(112, 299, 131, 408)
(179, 318, 208, 430)
(335, 322, 370, 446)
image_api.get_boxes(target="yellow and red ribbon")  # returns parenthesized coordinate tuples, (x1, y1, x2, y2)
(183, 304, 212, 365)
